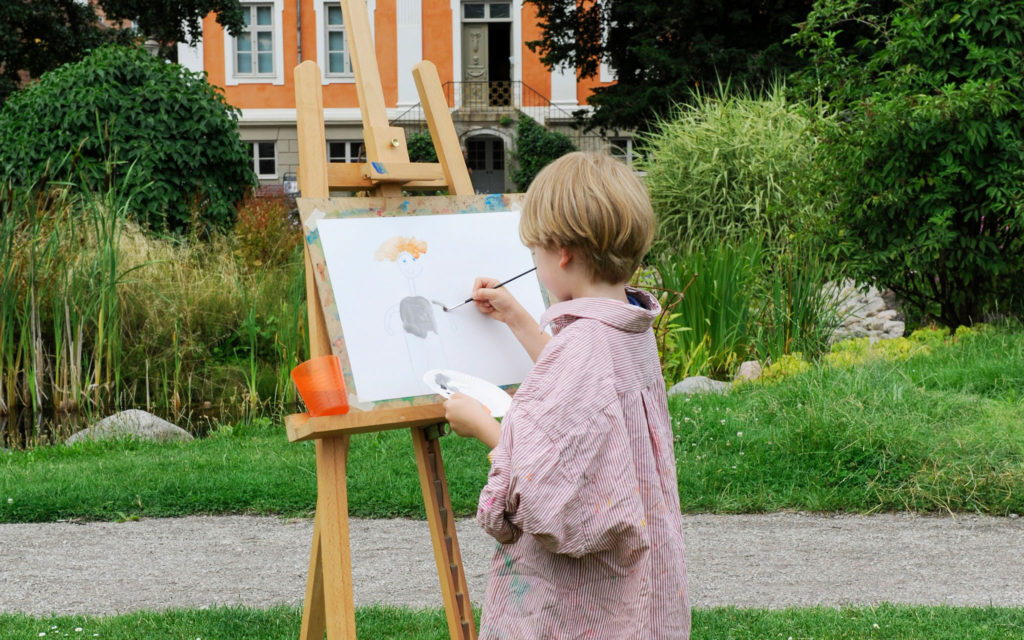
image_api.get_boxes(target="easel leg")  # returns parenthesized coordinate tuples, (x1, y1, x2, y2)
(300, 512, 327, 640)
(314, 436, 358, 639)
(412, 425, 478, 640)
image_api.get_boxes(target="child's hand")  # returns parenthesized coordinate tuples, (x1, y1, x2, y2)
(444, 392, 500, 448)
(472, 277, 523, 325)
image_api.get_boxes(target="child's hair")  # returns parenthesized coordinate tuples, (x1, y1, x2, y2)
(519, 151, 654, 284)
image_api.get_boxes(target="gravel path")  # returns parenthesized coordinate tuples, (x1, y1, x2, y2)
(2, 512, 1022, 617)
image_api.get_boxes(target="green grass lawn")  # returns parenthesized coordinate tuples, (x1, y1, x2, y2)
(2, 326, 1023, 523)
(1, 604, 1022, 639)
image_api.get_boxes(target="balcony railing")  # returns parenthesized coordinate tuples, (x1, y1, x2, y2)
(390, 80, 616, 152)
(392, 81, 582, 125)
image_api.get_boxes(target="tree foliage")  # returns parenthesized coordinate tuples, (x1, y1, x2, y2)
(524, 0, 815, 130)
(99, 0, 244, 50)
(0, 1, 117, 103)
(0, 0, 243, 103)
(0, 45, 256, 234)
(790, 0, 1024, 328)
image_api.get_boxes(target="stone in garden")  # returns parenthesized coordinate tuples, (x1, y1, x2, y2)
(667, 376, 730, 396)
(826, 279, 905, 344)
(882, 320, 906, 338)
(735, 360, 762, 382)
(65, 409, 193, 445)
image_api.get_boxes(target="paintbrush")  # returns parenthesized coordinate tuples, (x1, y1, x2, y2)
(432, 266, 537, 312)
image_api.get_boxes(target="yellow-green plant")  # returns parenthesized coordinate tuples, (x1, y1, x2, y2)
(640, 82, 830, 257)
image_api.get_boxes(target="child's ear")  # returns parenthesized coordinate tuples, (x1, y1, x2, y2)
(558, 247, 574, 269)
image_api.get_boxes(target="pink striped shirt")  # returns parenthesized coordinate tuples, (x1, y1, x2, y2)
(477, 287, 690, 639)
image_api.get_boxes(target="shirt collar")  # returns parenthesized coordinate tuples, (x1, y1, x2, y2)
(539, 286, 662, 335)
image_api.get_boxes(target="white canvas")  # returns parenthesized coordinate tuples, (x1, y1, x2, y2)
(316, 211, 546, 403)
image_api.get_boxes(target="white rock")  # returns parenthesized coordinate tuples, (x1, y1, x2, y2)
(65, 409, 193, 445)
(734, 361, 763, 382)
(668, 376, 730, 396)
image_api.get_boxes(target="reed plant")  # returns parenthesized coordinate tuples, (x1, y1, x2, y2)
(0, 179, 128, 421)
(650, 237, 844, 384)
(1, 179, 308, 444)
(652, 238, 763, 383)
(750, 245, 844, 364)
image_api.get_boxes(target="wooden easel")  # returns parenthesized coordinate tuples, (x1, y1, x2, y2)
(283, 1, 477, 638)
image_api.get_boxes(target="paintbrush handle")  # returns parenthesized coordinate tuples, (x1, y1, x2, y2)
(447, 266, 538, 311)
(491, 266, 538, 293)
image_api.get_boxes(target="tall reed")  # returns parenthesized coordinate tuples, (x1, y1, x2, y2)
(2, 177, 309, 444)
(0, 180, 129, 418)
(651, 238, 845, 383)
(653, 238, 764, 382)
(752, 246, 845, 363)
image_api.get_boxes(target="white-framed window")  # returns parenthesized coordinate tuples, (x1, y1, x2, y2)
(327, 140, 365, 163)
(249, 141, 278, 178)
(325, 4, 352, 76)
(609, 137, 641, 169)
(224, 1, 285, 86)
(462, 2, 512, 21)
(315, 1, 356, 83)
(237, 4, 274, 75)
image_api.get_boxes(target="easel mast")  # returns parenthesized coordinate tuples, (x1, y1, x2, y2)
(287, 1, 477, 638)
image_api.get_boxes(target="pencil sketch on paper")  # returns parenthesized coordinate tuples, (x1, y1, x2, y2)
(374, 235, 451, 375)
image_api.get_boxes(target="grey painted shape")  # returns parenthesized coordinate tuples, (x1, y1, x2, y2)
(400, 296, 439, 338)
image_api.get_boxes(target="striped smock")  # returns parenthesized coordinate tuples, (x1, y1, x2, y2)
(477, 287, 691, 639)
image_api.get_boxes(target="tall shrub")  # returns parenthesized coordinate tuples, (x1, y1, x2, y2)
(0, 45, 255, 234)
(640, 83, 828, 256)
(789, 0, 1024, 328)
(510, 115, 575, 191)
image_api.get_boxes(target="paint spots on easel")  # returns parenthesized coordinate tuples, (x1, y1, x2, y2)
(316, 262, 327, 281)
(399, 200, 410, 213)
(305, 228, 320, 244)
(484, 193, 504, 211)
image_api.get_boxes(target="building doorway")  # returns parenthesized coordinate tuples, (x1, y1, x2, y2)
(461, 2, 513, 107)
(466, 135, 505, 194)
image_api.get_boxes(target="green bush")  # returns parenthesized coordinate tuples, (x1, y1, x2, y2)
(789, 0, 1024, 328)
(405, 130, 439, 164)
(0, 44, 255, 234)
(640, 83, 828, 255)
(510, 115, 575, 191)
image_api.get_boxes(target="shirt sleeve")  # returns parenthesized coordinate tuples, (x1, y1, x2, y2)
(477, 397, 649, 559)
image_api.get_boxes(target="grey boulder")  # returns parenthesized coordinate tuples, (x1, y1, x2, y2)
(65, 409, 193, 445)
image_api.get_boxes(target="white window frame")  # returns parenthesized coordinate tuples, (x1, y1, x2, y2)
(327, 140, 365, 163)
(315, 0, 356, 83)
(461, 1, 512, 22)
(249, 141, 279, 179)
(609, 137, 640, 169)
(224, 0, 285, 86)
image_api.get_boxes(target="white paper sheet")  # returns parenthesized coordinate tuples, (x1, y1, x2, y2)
(316, 211, 545, 403)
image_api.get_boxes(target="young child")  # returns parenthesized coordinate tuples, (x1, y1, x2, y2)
(444, 152, 690, 639)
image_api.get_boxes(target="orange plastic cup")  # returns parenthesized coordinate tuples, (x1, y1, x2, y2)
(291, 355, 350, 417)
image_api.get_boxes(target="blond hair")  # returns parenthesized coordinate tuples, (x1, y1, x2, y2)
(519, 151, 654, 284)
(374, 235, 428, 261)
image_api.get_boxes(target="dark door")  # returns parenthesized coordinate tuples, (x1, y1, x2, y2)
(466, 136, 505, 194)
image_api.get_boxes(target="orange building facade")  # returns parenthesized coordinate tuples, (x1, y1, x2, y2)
(179, 0, 630, 192)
